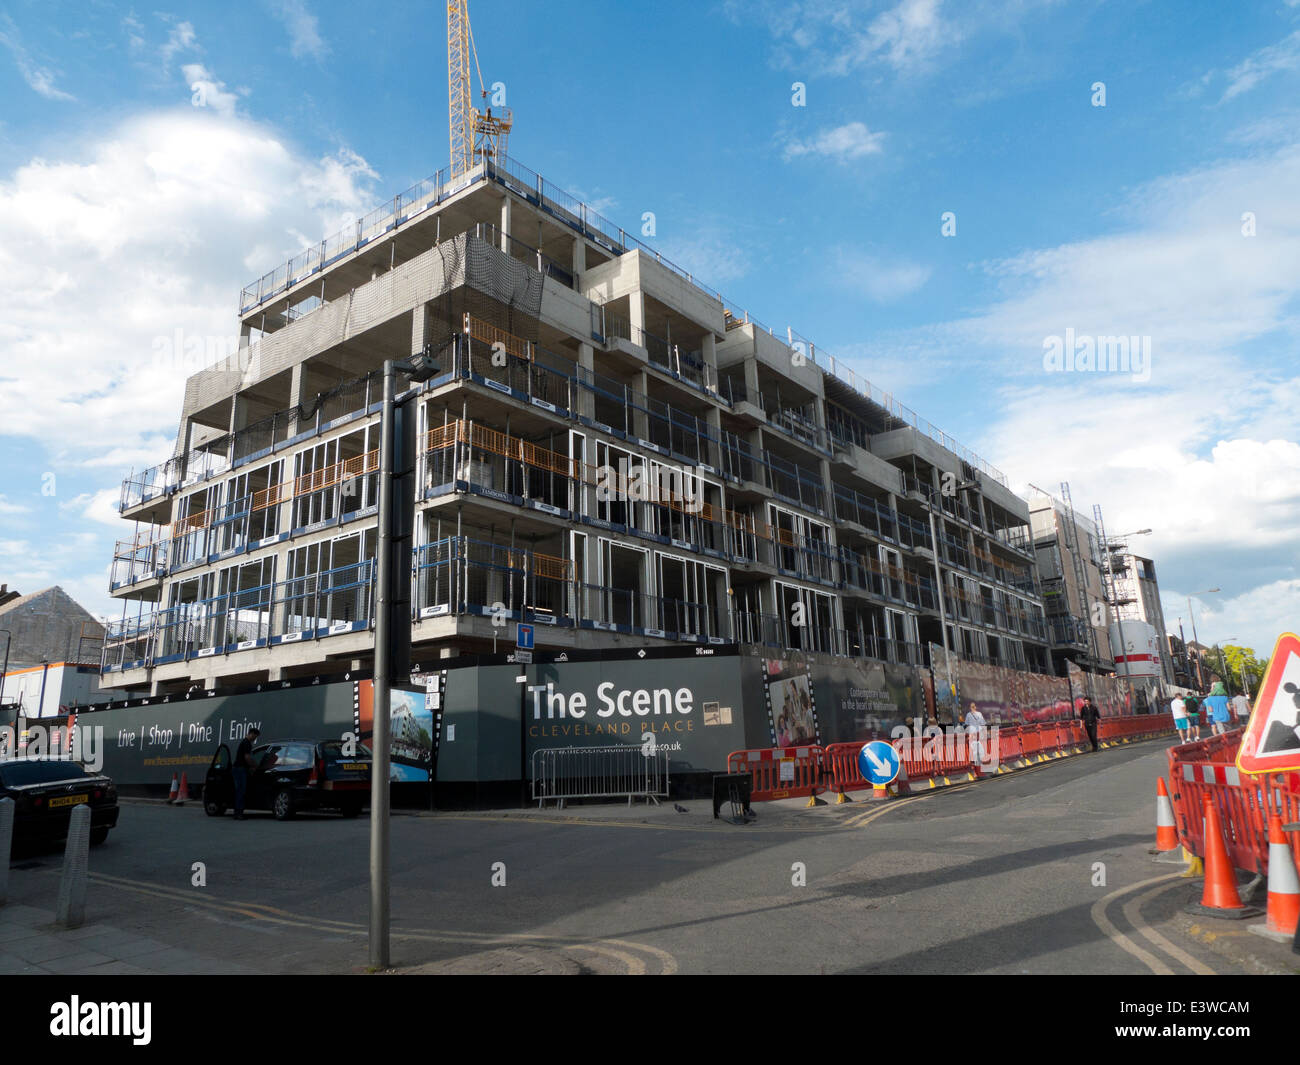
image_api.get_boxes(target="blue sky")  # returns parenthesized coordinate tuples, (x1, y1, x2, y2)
(0, 0, 1297, 658)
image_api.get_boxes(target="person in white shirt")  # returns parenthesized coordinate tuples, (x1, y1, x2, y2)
(964, 701, 988, 772)
(1170, 695, 1188, 744)
(1232, 692, 1251, 723)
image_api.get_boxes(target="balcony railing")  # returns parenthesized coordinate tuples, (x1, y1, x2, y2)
(237, 152, 1007, 486)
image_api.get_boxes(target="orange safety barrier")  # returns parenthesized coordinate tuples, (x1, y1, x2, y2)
(822, 742, 874, 796)
(1166, 729, 1300, 878)
(727, 746, 825, 802)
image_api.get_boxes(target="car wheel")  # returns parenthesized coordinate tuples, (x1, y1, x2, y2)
(203, 790, 226, 817)
(90, 827, 109, 846)
(273, 788, 296, 821)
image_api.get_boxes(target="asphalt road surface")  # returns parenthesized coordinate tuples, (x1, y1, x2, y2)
(5, 737, 1291, 974)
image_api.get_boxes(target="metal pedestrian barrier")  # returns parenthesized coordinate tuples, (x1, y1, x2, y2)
(531, 745, 670, 809)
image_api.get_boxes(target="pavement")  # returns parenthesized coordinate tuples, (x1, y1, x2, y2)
(2, 733, 1297, 975)
(0, 901, 256, 974)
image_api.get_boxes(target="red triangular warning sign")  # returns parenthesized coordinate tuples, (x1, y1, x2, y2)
(1237, 632, 1300, 774)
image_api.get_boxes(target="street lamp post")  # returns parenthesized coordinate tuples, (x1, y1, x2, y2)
(1186, 588, 1219, 690)
(370, 351, 438, 970)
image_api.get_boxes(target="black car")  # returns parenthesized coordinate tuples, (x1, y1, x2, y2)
(0, 758, 120, 851)
(202, 739, 372, 820)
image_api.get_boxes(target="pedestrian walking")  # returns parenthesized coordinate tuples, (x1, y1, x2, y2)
(1232, 689, 1251, 724)
(1171, 693, 1189, 744)
(1205, 686, 1232, 736)
(963, 701, 987, 772)
(1080, 697, 1101, 751)
(232, 726, 260, 820)
(1184, 693, 1201, 740)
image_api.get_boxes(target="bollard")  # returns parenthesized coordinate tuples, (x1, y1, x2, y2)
(0, 797, 13, 906)
(55, 804, 91, 929)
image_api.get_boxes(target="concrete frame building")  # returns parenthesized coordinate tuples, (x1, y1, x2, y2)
(101, 157, 1050, 697)
(1028, 491, 1114, 678)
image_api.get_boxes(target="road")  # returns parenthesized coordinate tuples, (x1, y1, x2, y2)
(5, 737, 1294, 974)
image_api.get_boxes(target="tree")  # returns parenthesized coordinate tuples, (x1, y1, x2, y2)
(1219, 644, 1266, 697)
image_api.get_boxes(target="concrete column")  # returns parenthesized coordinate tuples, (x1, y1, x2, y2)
(704, 407, 722, 468)
(629, 290, 646, 343)
(412, 303, 429, 356)
(572, 238, 586, 278)
(500, 195, 512, 252)
(577, 342, 594, 420)
(743, 356, 760, 406)
(630, 370, 650, 440)
(289, 363, 305, 410)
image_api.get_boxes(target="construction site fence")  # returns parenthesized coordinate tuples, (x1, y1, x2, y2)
(1166, 729, 1300, 878)
(737, 715, 1175, 801)
(530, 745, 670, 808)
(726, 747, 825, 802)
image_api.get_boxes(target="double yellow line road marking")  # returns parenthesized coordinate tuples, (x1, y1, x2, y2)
(88, 870, 677, 974)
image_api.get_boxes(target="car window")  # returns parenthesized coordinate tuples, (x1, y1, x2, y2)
(251, 745, 276, 769)
(0, 760, 88, 786)
(0, 761, 43, 786)
(211, 746, 230, 770)
(38, 761, 90, 782)
(277, 745, 313, 769)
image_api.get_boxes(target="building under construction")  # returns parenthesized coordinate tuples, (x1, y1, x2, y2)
(98, 7, 1052, 696)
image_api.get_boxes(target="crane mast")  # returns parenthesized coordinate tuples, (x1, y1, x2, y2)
(448, 1, 513, 177)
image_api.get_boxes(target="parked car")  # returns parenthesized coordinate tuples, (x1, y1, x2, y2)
(202, 739, 372, 820)
(0, 758, 120, 851)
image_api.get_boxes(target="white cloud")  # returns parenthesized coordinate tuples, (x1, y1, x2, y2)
(0, 495, 31, 516)
(783, 121, 886, 162)
(182, 63, 241, 118)
(832, 249, 931, 302)
(0, 108, 381, 469)
(1223, 30, 1300, 102)
(850, 0, 951, 73)
(158, 19, 198, 74)
(654, 230, 752, 287)
(0, 15, 75, 101)
(730, 0, 1051, 78)
(269, 0, 330, 61)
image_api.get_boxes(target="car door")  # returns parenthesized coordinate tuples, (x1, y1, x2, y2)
(245, 745, 279, 809)
(205, 744, 232, 805)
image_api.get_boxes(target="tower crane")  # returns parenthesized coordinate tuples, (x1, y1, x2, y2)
(448, 0, 513, 177)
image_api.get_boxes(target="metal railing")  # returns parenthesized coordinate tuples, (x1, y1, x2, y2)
(236, 152, 1007, 486)
(531, 745, 670, 808)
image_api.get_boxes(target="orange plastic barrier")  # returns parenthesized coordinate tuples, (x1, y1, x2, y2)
(727, 746, 825, 801)
(1166, 729, 1300, 878)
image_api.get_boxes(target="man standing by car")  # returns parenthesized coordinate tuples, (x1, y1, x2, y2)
(233, 727, 260, 820)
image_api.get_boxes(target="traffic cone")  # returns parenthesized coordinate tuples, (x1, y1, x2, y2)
(166, 772, 179, 804)
(176, 771, 189, 806)
(1249, 815, 1300, 943)
(1154, 778, 1178, 851)
(1186, 796, 1255, 918)
(890, 758, 912, 796)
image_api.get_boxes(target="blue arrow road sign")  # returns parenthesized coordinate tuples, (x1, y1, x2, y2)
(858, 741, 900, 786)
(516, 623, 534, 650)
